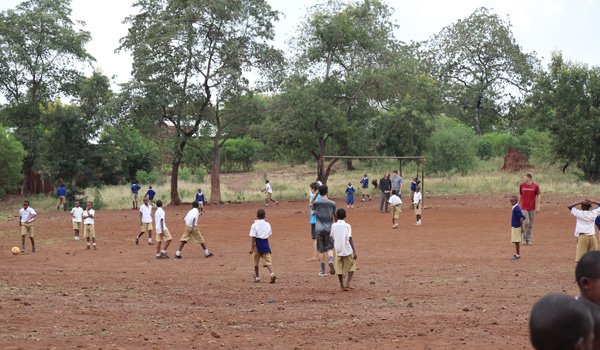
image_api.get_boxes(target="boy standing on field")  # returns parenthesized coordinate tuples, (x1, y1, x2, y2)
(263, 179, 278, 206)
(249, 209, 277, 283)
(330, 208, 357, 291)
(195, 189, 206, 212)
(131, 181, 141, 209)
(412, 185, 422, 225)
(345, 183, 355, 209)
(154, 200, 172, 259)
(71, 200, 84, 240)
(175, 201, 214, 259)
(410, 177, 420, 202)
(312, 185, 337, 276)
(509, 195, 525, 260)
(82, 202, 96, 250)
(19, 200, 37, 253)
(360, 174, 372, 202)
(136, 198, 154, 245)
(56, 183, 66, 211)
(306, 182, 321, 262)
(388, 190, 402, 229)
(568, 199, 600, 262)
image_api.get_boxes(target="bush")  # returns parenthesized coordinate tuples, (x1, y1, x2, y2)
(136, 169, 164, 185)
(517, 130, 554, 164)
(221, 137, 261, 172)
(91, 187, 107, 210)
(478, 132, 518, 159)
(426, 117, 478, 174)
(0, 125, 26, 194)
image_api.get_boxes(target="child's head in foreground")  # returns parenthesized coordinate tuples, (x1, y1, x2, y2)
(256, 209, 266, 220)
(530, 293, 593, 350)
(576, 251, 600, 305)
(336, 208, 346, 220)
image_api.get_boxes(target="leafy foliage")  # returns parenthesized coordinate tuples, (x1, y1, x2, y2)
(426, 117, 478, 174)
(0, 125, 26, 195)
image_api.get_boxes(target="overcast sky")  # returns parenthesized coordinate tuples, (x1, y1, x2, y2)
(2, 0, 599, 87)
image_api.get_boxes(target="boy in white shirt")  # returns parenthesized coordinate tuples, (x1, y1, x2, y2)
(249, 209, 277, 283)
(82, 202, 97, 250)
(330, 208, 357, 291)
(568, 199, 600, 262)
(175, 201, 213, 259)
(71, 201, 84, 240)
(19, 200, 37, 253)
(263, 179, 278, 206)
(388, 190, 402, 229)
(154, 200, 173, 259)
(135, 198, 153, 245)
(412, 185, 422, 225)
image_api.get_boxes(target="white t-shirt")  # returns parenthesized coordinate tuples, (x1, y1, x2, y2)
(249, 219, 272, 239)
(571, 207, 600, 236)
(140, 204, 153, 223)
(19, 207, 36, 223)
(388, 194, 402, 206)
(155, 207, 168, 233)
(413, 192, 422, 205)
(330, 220, 353, 257)
(71, 207, 84, 222)
(265, 183, 273, 194)
(83, 209, 95, 225)
(184, 208, 200, 227)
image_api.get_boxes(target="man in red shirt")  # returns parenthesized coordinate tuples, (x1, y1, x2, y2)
(519, 173, 541, 245)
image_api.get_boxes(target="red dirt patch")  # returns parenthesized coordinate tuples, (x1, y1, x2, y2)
(501, 147, 532, 172)
(0, 194, 582, 349)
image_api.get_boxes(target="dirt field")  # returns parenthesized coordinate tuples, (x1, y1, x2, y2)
(0, 194, 584, 349)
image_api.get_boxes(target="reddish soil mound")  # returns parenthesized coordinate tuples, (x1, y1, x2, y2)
(501, 147, 532, 172)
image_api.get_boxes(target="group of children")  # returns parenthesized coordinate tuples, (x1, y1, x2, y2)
(530, 250, 600, 350)
(344, 173, 422, 227)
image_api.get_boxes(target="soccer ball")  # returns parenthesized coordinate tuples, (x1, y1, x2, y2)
(11, 247, 21, 255)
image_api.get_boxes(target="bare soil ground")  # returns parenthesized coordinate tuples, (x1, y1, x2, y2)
(0, 193, 583, 349)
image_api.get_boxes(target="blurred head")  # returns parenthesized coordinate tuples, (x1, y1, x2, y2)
(265, 179, 269, 184)
(577, 251, 600, 305)
(336, 208, 346, 220)
(385, 172, 390, 179)
(510, 195, 518, 205)
(319, 185, 328, 196)
(530, 294, 594, 350)
(149, 186, 153, 189)
(156, 200, 163, 208)
(415, 186, 421, 192)
(348, 182, 352, 187)
(393, 170, 398, 175)
(257, 209, 266, 220)
(23, 201, 29, 208)
(86, 202, 92, 209)
(524, 173, 533, 184)
(310, 182, 319, 192)
(75, 200, 80, 207)
(583, 201, 593, 211)
(143, 198, 149, 205)
(192, 201, 199, 209)
(392, 190, 397, 195)
(197, 188, 202, 193)
(363, 174, 367, 177)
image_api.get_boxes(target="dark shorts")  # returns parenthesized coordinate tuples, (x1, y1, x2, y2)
(316, 231, 333, 253)
(310, 223, 316, 240)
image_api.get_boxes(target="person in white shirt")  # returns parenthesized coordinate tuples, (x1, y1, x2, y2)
(175, 201, 213, 259)
(568, 199, 600, 262)
(412, 185, 423, 225)
(248, 209, 277, 283)
(136, 198, 153, 245)
(82, 202, 97, 250)
(263, 179, 278, 207)
(330, 208, 358, 291)
(71, 201, 84, 240)
(388, 190, 403, 229)
(154, 200, 172, 259)
(19, 200, 37, 253)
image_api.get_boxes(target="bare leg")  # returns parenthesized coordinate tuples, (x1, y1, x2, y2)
(21, 235, 25, 250)
(515, 242, 520, 256)
(338, 275, 346, 290)
(30, 237, 35, 252)
(163, 239, 172, 251)
(156, 241, 162, 256)
(254, 266, 259, 279)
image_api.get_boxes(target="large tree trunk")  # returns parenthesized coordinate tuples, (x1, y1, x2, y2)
(346, 159, 355, 171)
(209, 143, 222, 203)
(170, 138, 187, 205)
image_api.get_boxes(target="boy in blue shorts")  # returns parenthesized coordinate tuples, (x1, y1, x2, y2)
(249, 209, 277, 283)
(510, 195, 525, 260)
(345, 183, 355, 209)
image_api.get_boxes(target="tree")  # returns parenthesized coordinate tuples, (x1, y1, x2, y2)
(0, 125, 26, 197)
(0, 0, 93, 193)
(528, 53, 600, 180)
(119, 0, 280, 204)
(426, 116, 478, 174)
(427, 7, 537, 135)
(274, 0, 402, 182)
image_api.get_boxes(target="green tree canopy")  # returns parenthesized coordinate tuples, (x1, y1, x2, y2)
(0, 125, 26, 196)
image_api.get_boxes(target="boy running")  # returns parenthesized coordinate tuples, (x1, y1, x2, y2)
(19, 200, 37, 253)
(330, 208, 357, 291)
(263, 179, 278, 207)
(175, 201, 214, 259)
(311, 185, 336, 276)
(135, 198, 153, 245)
(249, 209, 277, 283)
(82, 202, 97, 250)
(71, 200, 84, 240)
(154, 200, 172, 259)
(144, 186, 156, 205)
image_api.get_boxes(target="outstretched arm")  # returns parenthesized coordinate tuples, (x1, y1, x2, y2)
(567, 199, 588, 211)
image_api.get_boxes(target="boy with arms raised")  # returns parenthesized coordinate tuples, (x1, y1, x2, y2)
(568, 199, 600, 262)
(311, 185, 336, 276)
(330, 208, 357, 291)
(248, 209, 277, 283)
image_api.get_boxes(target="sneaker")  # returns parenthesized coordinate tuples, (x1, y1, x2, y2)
(21, 246, 26, 253)
(270, 273, 277, 284)
(318, 272, 327, 277)
(175, 253, 183, 259)
(254, 276, 261, 283)
(74, 236, 80, 241)
(511, 254, 521, 260)
(392, 224, 398, 229)
(276, 201, 279, 206)
(148, 241, 154, 245)
(329, 262, 335, 275)
(205, 252, 214, 258)
(31, 246, 35, 253)
(161, 251, 170, 258)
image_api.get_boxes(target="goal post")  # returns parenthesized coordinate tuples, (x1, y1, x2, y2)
(322, 155, 426, 206)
